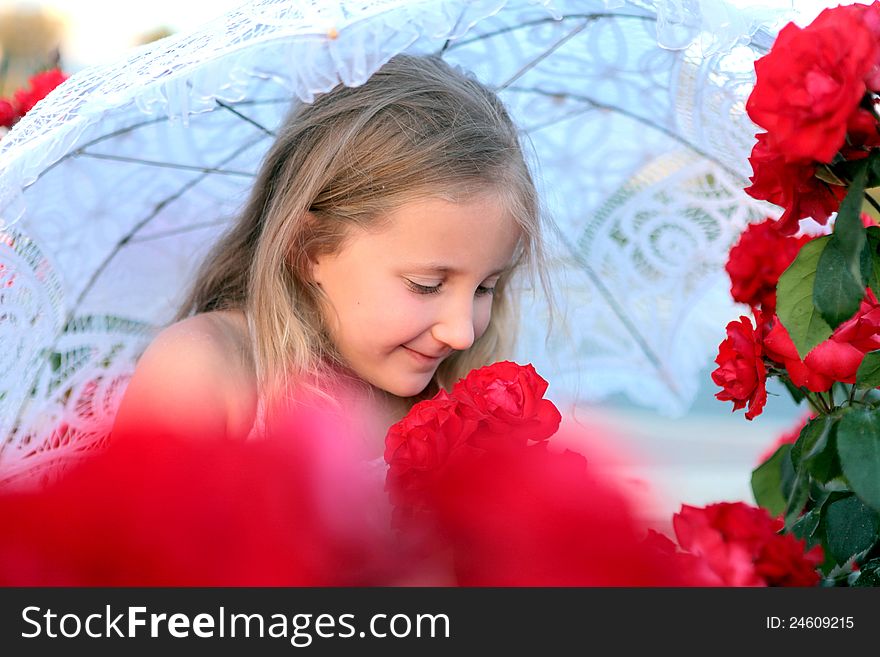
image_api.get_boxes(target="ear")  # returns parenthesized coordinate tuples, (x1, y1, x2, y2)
(310, 256, 324, 287)
(298, 211, 324, 286)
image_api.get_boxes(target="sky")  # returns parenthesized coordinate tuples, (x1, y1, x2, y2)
(0, 0, 865, 71)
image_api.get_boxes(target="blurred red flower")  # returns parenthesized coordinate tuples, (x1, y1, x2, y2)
(672, 502, 823, 586)
(0, 68, 68, 132)
(12, 68, 68, 115)
(0, 99, 17, 130)
(431, 440, 684, 586)
(0, 404, 398, 586)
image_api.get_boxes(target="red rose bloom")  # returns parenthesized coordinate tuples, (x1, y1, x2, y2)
(451, 361, 562, 444)
(745, 133, 846, 235)
(13, 68, 68, 116)
(763, 296, 880, 392)
(384, 393, 480, 525)
(842, 106, 880, 159)
(0, 99, 17, 129)
(711, 314, 768, 420)
(755, 532, 826, 587)
(725, 218, 813, 313)
(673, 502, 822, 587)
(746, 3, 880, 163)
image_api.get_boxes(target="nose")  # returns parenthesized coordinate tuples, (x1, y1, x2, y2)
(430, 294, 476, 352)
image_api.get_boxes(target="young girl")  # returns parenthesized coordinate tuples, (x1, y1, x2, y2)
(111, 54, 550, 457)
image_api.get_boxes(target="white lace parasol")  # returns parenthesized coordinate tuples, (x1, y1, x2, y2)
(0, 0, 797, 484)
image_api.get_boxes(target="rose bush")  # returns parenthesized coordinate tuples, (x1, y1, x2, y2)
(714, 0, 880, 587)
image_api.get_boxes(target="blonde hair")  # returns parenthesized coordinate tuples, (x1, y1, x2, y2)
(177, 54, 550, 410)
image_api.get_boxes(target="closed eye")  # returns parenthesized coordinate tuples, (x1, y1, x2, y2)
(405, 280, 442, 295)
(405, 279, 495, 297)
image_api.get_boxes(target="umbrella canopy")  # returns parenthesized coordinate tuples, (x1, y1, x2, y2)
(0, 0, 793, 480)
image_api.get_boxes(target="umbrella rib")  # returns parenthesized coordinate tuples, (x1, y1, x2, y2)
(126, 219, 230, 244)
(438, 5, 468, 55)
(214, 98, 277, 137)
(497, 20, 591, 91)
(29, 98, 292, 186)
(554, 231, 681, 397)
(442, 13, 653, 52)
(511, 87, 741, 178)
(67, 134, 268, 325)
(75, 152, 255, 177)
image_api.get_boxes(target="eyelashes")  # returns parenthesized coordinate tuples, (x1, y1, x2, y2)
(405, 280, 495, 296)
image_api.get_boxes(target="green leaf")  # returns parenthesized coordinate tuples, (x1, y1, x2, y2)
(751, 444, 791, 517)
(790, 506, 822, 546)
(832, 160, 868, 282)
(813, 159, 869, 329)
(785, 472, 811, 531)
(804, 419, 841, 484)
(856, 350, 880, 390)
(814, 240, 865, 329)
(781, 377, 807, 404)
(852, 557, 880, 587)
(782, 441, 811, 530)
(837, 408, 880, 512)
(866, 229, 880, 298)
(776, 236, 834, 359)
(822, 494, 880, 566)
(781, 439, 799, 501)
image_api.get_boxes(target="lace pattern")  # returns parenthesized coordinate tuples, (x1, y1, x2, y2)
(0, 0, 801, 485)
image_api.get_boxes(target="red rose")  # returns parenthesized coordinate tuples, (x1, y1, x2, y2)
(13, 68, 68, 116)
(642, 529, 725, 586)
(755, 533, 825, 587)
(450, 361, 562, 443)
(745, 133, 846, 235)
(0, 99, 17, 129)
(725, 218, 813, 313)
(746, 3, 880, 163)
(763, 297, 880, 392)
(842, 106, 880, 159)
(711, 314, 768, 420)
(672, 502, 822, 587)
(384, 393, 480, 526)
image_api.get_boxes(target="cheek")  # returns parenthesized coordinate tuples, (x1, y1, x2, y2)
(354, 289, 431, 345)
(473, 300, 493, 341)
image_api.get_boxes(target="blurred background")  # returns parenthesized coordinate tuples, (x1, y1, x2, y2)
(0, 0, 836, 524)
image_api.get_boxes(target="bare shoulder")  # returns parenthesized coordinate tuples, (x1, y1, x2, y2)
(112, 310, 258, 441)
(147, 311, 252, 365)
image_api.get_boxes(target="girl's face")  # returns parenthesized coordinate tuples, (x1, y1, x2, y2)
(311, 193, 521, 398)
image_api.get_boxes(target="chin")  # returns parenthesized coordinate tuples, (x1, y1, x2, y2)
(376, 374, 434, 399)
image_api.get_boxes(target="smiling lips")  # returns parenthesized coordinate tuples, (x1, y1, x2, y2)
(402, 346, 449, 364)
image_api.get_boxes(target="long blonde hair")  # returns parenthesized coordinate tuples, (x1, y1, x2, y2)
(177, 54, 550, 409)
